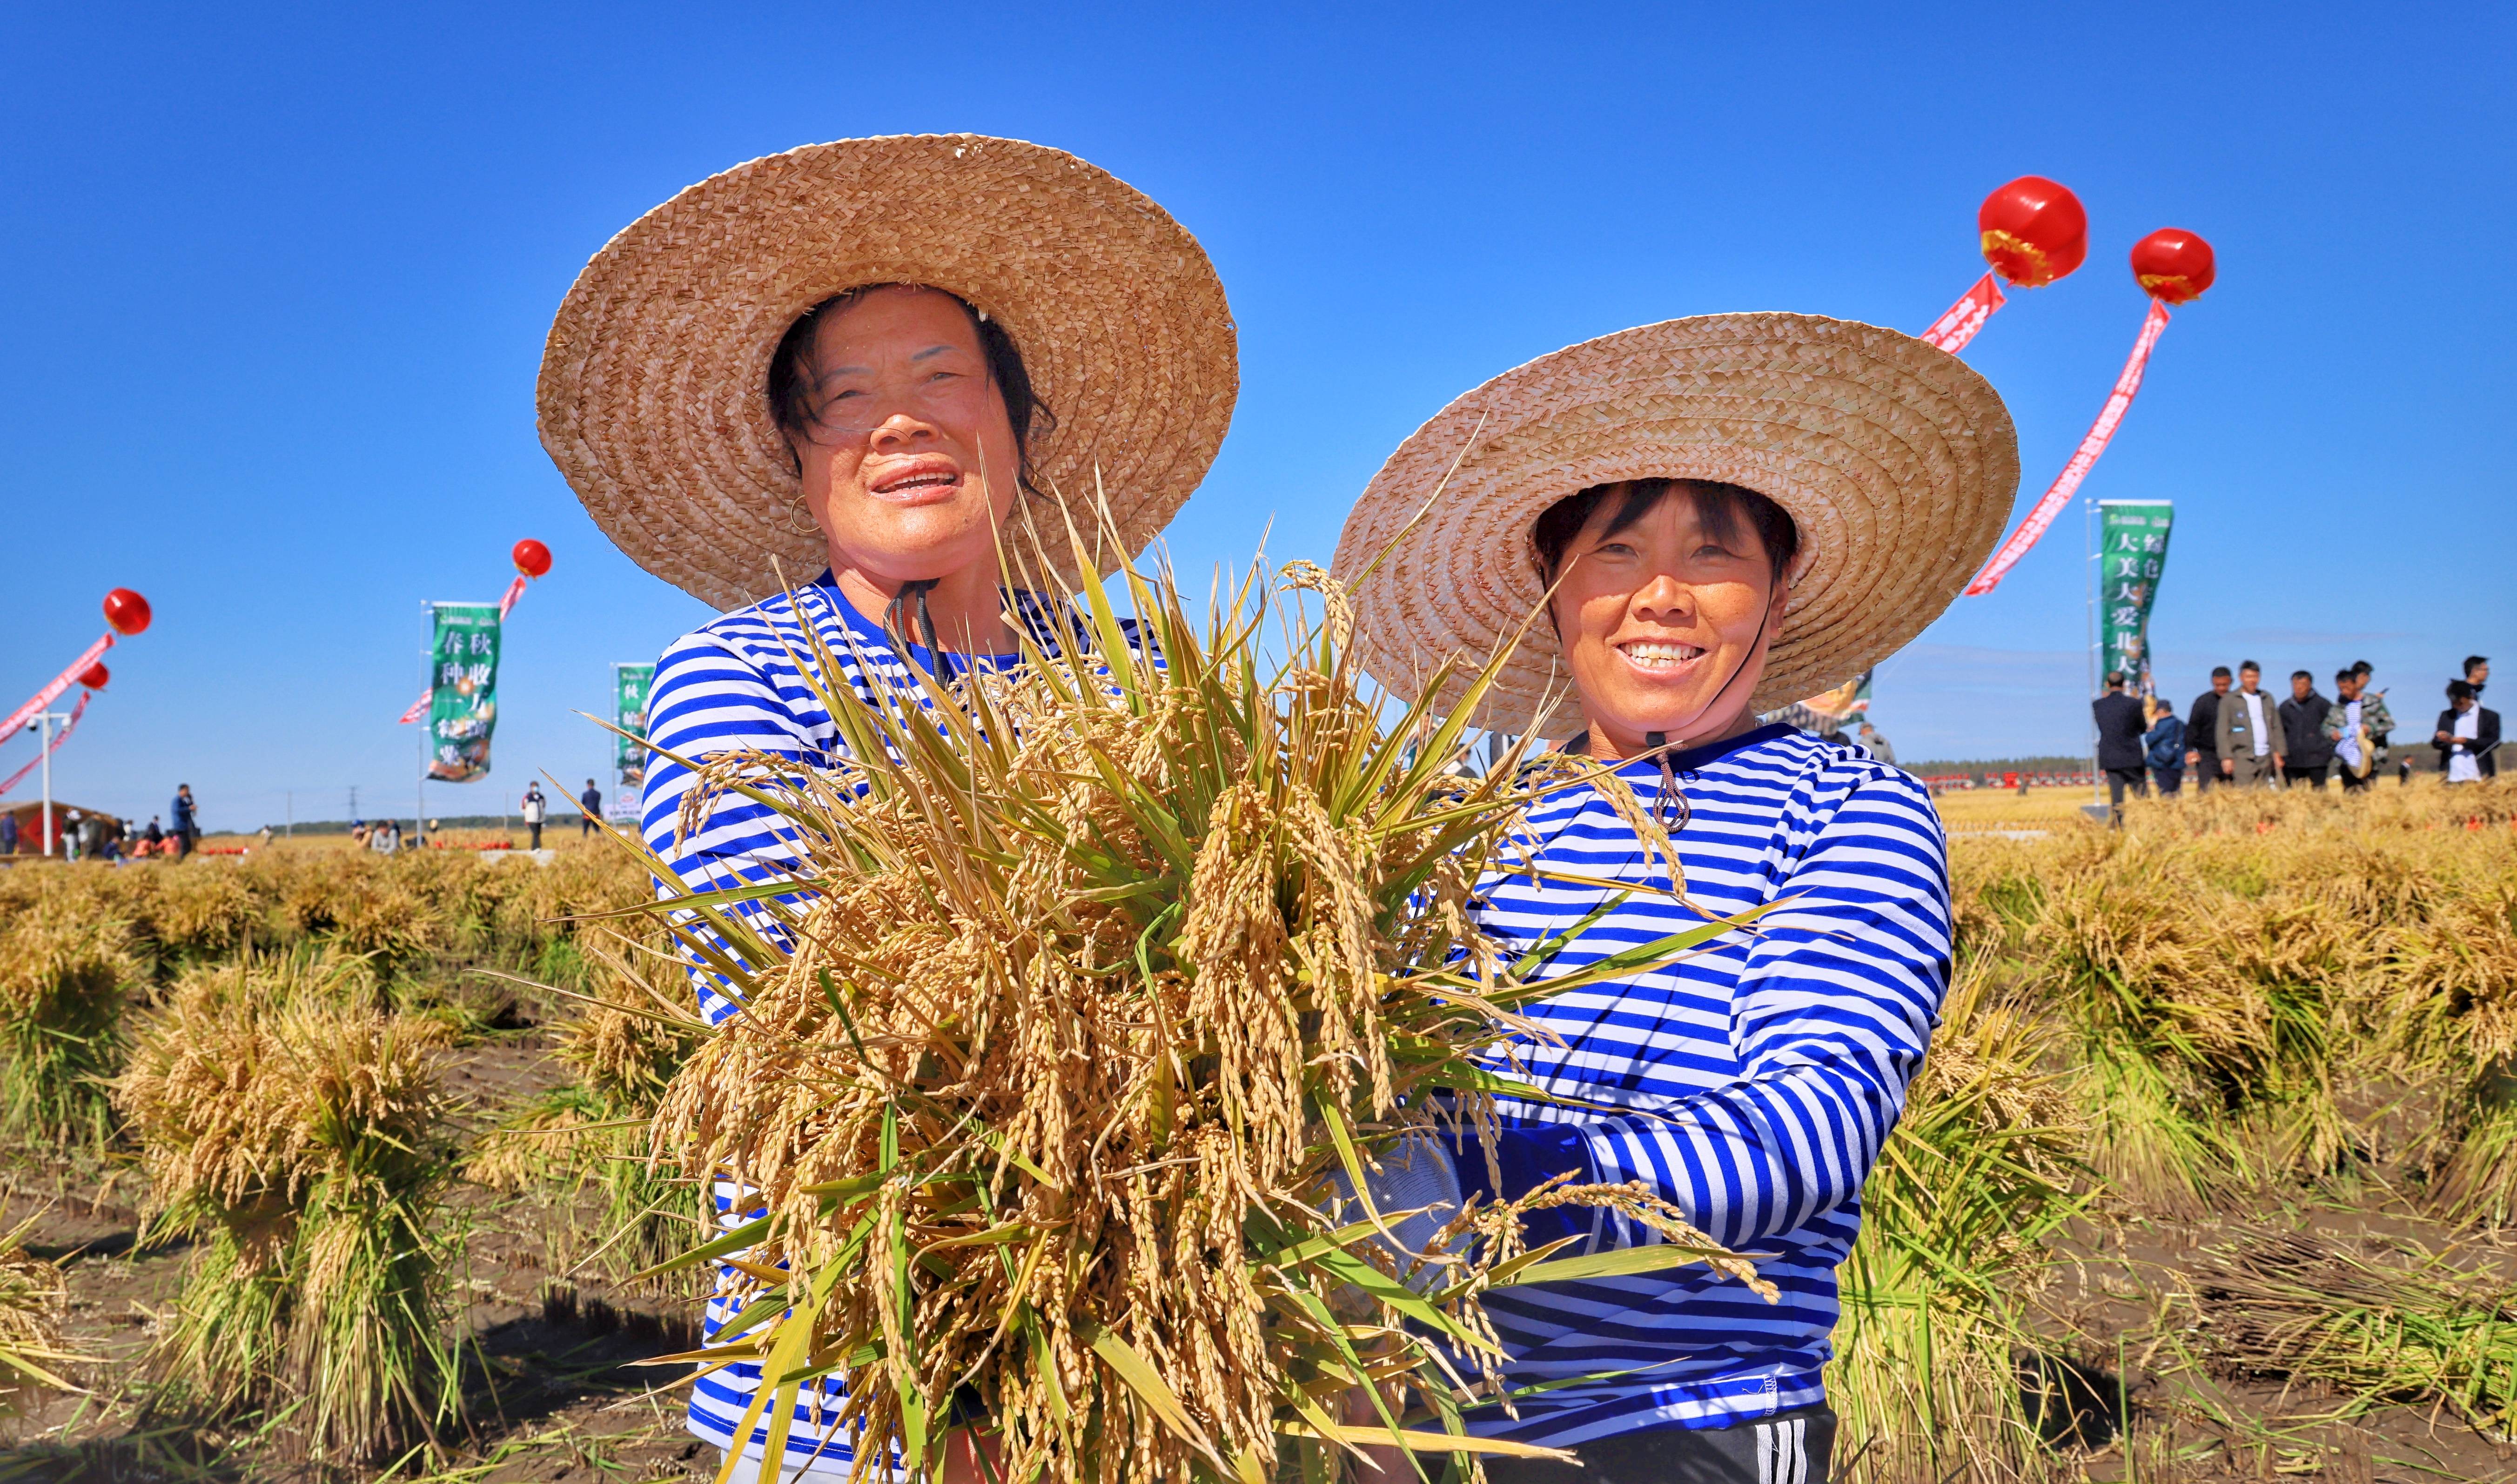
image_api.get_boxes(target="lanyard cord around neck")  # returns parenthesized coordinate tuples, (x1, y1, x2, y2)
(883, 577, 954, 683)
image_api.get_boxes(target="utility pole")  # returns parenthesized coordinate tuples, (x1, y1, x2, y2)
(348, 784, 359, 824)
(39, 711, 59, 856)
(286, 789, 293, 840)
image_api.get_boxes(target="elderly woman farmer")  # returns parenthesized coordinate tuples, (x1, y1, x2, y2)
(1331, 314, 2017, 1483)
(537, 135, 1237, 1478)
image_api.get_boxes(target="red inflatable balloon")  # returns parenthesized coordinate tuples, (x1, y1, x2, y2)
(512, 539, 552, 578)
(80, 663, 108, 691)
(2130, 228, 2215, 304)
(1978, 175, 2088, 288)
(103, 587, 152, 636)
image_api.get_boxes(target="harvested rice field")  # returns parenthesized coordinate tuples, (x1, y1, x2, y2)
(2, 782, 2516, 1482)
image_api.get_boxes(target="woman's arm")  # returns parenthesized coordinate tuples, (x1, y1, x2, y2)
(1461, 771, 1950, 1251)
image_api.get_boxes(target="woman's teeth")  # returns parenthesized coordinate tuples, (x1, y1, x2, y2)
(880, 472, 957, 492)
(1618, 641, 1705, 671)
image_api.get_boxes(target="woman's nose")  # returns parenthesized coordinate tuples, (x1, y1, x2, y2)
(867, 410, 935, 449)
(1627, 573, 1694, 622)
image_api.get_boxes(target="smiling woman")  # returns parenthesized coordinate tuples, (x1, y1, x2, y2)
(1330, 313, 2018, 1483)
(534, 134, 1238, 1480)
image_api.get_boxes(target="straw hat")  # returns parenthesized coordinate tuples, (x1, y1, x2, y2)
(538, 135, 1238, 611)
(1329, 313, 2018, 732)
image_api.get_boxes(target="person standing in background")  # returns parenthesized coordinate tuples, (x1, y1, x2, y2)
(2279, 670, 2335, 789)
(2436, 680, 2502, 783)
(2144, 697, 2186, 796)
(2094, 671, 2148, 810)
(2325, 669, 2392, 792)
(580, 779, 603, 837)
(1854, 722, 1897, 766)
(0, 812, 17, 857)
(61, 810, 84, 862)
(2186, 666, 2232, 794)
(521, 782, 548, 851)
(2465, 655, 2489, 703)
(2216, 661, 2285, 786)
(170, 785, 198, 859)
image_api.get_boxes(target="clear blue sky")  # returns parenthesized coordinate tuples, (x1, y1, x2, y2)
(5, 4, 2511, 828)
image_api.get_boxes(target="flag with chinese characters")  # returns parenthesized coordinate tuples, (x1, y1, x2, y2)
(425, 603, 503, 782)
(2097, 500, 2174, 694)
(612, 662, 655, 789)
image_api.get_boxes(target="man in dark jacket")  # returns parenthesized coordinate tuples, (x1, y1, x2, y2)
(2436, 680, 2502, 782)
(2279, 671, 2336, 788)
(2094, 671, 2148, 811)
(2185, 666, 2232, 793)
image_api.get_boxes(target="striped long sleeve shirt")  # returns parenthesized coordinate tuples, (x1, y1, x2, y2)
(640, 576, 1109, 1477)
(1452, 723, 1950, 1448)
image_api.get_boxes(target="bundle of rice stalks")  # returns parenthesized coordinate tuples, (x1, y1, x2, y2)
(471, 933, 702, 1279)
(1828, 958, 2087, 1481)
(0, 1215, 79, 1405)
(145, 862, 269, 961)
(2179, 1228, 2517, 1437)
(636, 546, 1771, 1484)
(115, 955, 464, 1461)
(0, 900, 138, 1148)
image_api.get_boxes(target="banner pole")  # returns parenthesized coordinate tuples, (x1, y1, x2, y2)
(416, 599, 431, 848)
(40, 711, 54, 857)
(2087, 495, 2101, 807)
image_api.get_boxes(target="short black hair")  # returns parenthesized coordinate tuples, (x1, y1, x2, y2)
(2352, 659, 2374, 676)
(2291, 670, 2313, 682)
(2105, 671, 2127, 688)
(2335, 669, 2355, 685)
(1530, 478, 1800, 587)
(2449, 679, 2476, 701)
(2211, 665, 2233, 679)
(2239, 660, 2261, 673)
(766, 284, 1054, 492)
(2467, 655, 2490, 675)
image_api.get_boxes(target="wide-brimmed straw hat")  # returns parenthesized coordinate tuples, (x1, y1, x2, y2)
(538, 134, 1238, 611)
(1329, 313, 2019, 732)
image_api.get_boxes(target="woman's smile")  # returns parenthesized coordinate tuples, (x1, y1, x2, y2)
(863, 454, 967, 505)
(1615, 637, 1709, 675)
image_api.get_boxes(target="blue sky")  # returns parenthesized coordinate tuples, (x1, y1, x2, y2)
(4, 4, 2511, 828)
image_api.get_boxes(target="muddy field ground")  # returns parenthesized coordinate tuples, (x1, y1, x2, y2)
(4, 790, 2517, 1482)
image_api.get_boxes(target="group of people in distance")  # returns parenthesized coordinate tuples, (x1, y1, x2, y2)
(2093, 655, 2500, 806)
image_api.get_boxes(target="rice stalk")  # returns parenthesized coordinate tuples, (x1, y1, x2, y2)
(0, 900, 137, 1148)
(631, 529, 1774, 1484)
(115, 956, 464, 1461)
(0, 1215, 79, 1405)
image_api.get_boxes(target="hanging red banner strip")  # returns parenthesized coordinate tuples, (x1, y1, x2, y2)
(1920, 272, 2007, 354)
(1965, 297, 2173, 596)
(1, 634, 114, 742)
(497, 575, 527, 621)
(0, 691, 90, 799)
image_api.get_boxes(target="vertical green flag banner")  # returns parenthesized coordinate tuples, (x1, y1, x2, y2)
(426, 603, 502, 783)
(2098, 500, 2175, 693)
(613, 662, 655, 790)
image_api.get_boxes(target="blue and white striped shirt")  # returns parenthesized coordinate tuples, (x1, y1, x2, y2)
(641, 575, 1105, 1477)
(1454, 723, 1949, 1447)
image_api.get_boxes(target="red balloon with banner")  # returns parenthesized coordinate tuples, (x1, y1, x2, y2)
(80, 664, 108, 691)
(104, 587, 152, 636)
(512, 539, 552, 578)
(1920, 175, 2089, 355)
(1966, 228, 2217, 595)
(2130, 228, 2215, 305)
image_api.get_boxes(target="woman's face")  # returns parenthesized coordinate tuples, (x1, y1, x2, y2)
(1548, 488, 1789, 759)
(787, 286, 1025, 585)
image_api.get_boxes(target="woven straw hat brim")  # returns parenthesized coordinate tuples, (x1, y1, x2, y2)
(1329, 313, 2019, 732)
(537, 135, 1238, 611)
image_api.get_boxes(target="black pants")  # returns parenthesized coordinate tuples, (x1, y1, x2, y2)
(2282, 764, 2328, 790)
(581, 815, 597, 836)
(2189, 756, 2216, 793)
(2150, 765, 2183, 796)
(1484, 1406, 1834, 1484)
(2339, 766, 2374, 792)
(528, 822, 544, 850)
(2106, 767, 2148, 809)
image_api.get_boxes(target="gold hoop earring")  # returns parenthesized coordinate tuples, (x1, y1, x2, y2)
(785, 490, 818, 536)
